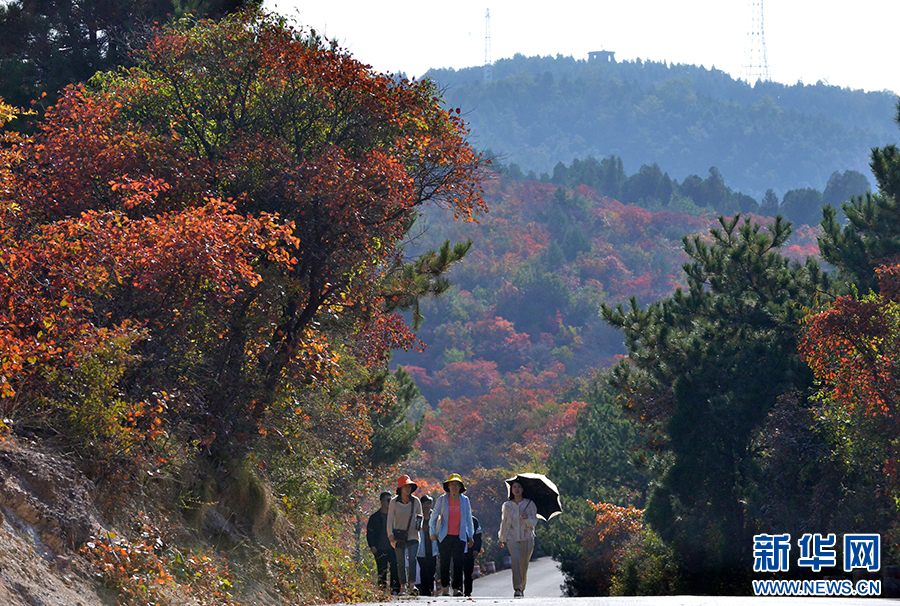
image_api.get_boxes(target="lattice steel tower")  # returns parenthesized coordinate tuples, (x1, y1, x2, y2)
(484, 9, 492, 84)
(741, 0, 769, 83)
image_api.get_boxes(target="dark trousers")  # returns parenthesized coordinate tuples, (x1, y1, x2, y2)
(375, 548, 399, 592)
(417, 555, 437, 596)
(463, 551, 476, 596)
(439, 535, 465, 591)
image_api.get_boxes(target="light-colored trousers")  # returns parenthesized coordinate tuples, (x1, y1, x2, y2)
(507, 537, 534, 592)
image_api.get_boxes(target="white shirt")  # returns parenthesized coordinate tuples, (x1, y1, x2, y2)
(498, 498, 537, 543)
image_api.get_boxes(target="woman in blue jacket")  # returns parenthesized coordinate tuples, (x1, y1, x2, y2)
(429, 473, 475, 596)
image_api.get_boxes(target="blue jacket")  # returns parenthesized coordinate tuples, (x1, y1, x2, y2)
(429, 493, 475, 542)
(417, 517, 439, 557)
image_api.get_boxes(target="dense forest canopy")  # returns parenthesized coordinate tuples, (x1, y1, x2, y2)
(392, 105, 900, 594)
(4, 3, 900, 602)
(425, 54, 896, 198)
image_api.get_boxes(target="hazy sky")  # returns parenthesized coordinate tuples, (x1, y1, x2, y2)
(263, 0, 899, 95)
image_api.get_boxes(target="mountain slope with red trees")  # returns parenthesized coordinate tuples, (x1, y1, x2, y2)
(396, 173, 821, 527)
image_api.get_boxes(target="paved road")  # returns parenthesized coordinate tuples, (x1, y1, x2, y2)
(472, 557, 565, 598)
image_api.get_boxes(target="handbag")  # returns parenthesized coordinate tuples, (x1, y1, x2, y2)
(392, 528, 408, 544)
(392, 504, 414, 546)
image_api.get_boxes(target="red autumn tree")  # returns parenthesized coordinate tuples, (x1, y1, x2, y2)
(0, 10, 486, 458)
(580, 502, 644, 595)
(800, 291, 900, 419)
(798, 264, 900, 543)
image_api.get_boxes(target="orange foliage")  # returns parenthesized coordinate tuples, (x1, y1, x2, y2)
(579, 501, 645, 595)
(583, 501, 644, 549)
(81, 526, 237, 606)
(521, 399, 587, 457)
(0, 12, 487, 450)
(800, 294, 900, 418)
(876, 257, 900, 302)
(414, 364, 578, 475)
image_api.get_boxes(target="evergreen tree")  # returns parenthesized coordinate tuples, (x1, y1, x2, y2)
(819, 107, 900, 293)
(759, 188, 779, 216)
(781, 187, 823, 228)
(679, 167, 735, 213)
(622, 163, 673, 208)
(565, 155, 627, 199)
(736, 192, 759, 214)
(601, 215, 831, 593)
(543, 378, 647, 596)
(548, 380, 646, 505)
(822, 169, 870, 209)
(381, 235, 474, 330)
(364, 367, 424, 467)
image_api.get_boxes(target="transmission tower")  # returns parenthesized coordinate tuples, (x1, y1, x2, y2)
(484, 9, 492, 84)
(741, 0, 769, 83)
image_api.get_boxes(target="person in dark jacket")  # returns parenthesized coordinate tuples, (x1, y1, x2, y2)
(462, 516, 483, 597)
(366, 491, 399, 593)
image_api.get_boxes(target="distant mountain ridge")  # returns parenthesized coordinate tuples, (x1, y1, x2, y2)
(425, 54, 898, 198)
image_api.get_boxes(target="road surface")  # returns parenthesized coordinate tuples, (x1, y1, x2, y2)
(471, 557, 565, 598)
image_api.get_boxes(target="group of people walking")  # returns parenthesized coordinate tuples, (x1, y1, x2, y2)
(366, 472, 538, 598)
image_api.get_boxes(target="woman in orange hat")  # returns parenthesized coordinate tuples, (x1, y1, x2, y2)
(429, 473, 475, 596)
(387, 474, 423, 596)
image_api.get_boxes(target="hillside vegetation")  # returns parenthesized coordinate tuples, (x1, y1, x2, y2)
(3, 3, 900, 603)
(394, 170, 823, 580)
(426, 54, 897, 197)
(0, 11, 485, 605)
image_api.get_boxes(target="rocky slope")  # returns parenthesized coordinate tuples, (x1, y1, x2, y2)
(0, 435, 108, 606)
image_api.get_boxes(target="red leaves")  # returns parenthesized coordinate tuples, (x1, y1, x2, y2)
(0, 10, 487, 455)
(800, 293, 900, 418)
(414, 364, 577, 472)
(352, 309, 423, 369)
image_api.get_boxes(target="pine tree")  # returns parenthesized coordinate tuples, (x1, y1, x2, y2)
(819, 106, 900, 294)
(601, 215, 831, 592)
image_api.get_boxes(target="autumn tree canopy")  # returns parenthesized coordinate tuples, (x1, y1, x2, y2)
(0, 10, 486, 464)
(0, 0, 261, 109)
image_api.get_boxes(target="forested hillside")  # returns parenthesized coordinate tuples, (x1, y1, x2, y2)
(393, 165, 822, 572)
(394, 106, 900, 594)
(0, 11, 487, 605)
(395, 177, 711, 476)
(395, 164, 830, 407)
(4, 2, 900, 603)
(397, 178, 716, 394)
(425, 54, 896, 197)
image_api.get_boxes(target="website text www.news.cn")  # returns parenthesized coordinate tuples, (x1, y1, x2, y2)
(752, 578, 881, 597)
(753, 533, 881, 597)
